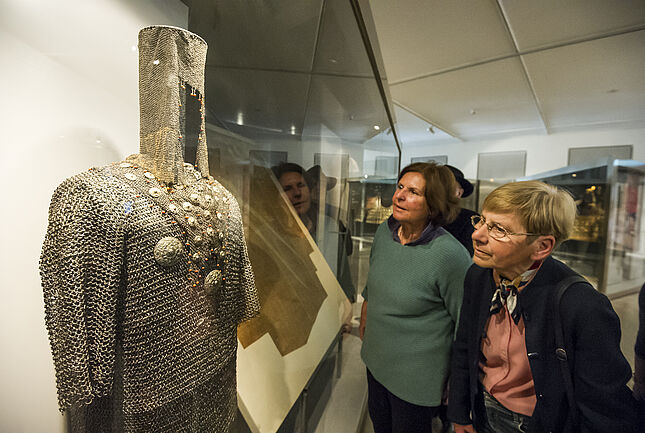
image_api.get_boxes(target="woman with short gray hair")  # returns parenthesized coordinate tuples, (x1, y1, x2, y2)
(448, 180, 636, 433)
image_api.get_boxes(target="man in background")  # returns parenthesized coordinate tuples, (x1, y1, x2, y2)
(443, 165, 477, 256)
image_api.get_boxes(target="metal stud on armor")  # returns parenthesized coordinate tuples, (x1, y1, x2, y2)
(40, 25, 259, 433)
(154, 236, 184, 267)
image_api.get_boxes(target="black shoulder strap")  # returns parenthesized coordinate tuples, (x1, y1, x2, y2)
(553, 275, 587, 427)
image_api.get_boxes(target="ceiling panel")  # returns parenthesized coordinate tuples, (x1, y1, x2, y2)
(523, 30, 645, 129)
(392, 105, 455, 145)
(303, 74, 387, 142)
(368, 0, 516, 83)
(205, 67, 310, 135)
(189, 0, 323, 71)
(501, 0, 645, 51)
(390, 57, 544, 137)
(312, 0, 373, 76)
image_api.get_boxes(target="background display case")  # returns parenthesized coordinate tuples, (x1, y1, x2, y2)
(521, 159, 645, 298)
(345, 178, 396, 293)
(347, 177, 396, 237)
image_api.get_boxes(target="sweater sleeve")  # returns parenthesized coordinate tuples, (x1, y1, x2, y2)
(565, 284, 637, 432)
(435, 237, 471, 331)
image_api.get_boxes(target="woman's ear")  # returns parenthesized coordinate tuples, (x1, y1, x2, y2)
(530, 235, 555, 261)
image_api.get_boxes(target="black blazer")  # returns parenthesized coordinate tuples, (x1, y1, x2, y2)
(448, 257, 637, 433)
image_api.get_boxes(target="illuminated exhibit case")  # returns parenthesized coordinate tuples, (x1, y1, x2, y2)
(521, 159, 645, 297)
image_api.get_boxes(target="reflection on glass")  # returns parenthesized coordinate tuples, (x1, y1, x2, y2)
(237, 165, 328, 356)
(272, 162, 356, 302)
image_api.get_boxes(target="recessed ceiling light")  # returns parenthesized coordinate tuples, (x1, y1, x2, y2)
(290, 125, 296, 135)
(572, 173, 577, 177)
(329, 58, 338, 64)
(373, 125, 380, 131)
(236, 112, 244, 126)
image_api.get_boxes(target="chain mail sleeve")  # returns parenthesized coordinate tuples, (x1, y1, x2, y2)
(224, 191, 259, 325)
(40, 173, 126, 412)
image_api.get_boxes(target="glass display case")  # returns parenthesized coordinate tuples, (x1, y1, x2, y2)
(184, 1, 402, 431)
(346, 177, 396, 238)
(20, 0, 401, 431)
(521, 159, 645, 297)
(344, 177, 396, 296)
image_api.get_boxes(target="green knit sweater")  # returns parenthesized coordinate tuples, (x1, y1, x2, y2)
(361, 221, 471, 406)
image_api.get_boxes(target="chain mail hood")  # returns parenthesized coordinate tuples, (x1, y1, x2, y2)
(40, 25, 259, 433)
(135, 25, 209, 184)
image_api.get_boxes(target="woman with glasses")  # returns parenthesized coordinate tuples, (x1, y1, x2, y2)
(448, 181, 636, 433)
(359, 162, 471, 433)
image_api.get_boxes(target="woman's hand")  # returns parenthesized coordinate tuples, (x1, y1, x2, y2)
(359, 301, 368, 340)
(453, 423, 477, 433)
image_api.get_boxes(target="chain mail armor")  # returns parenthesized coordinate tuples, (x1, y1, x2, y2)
(40, 26, 259, 433)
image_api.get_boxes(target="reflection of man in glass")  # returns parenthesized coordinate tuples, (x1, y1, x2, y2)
(272, 162, 356, 304)
(273, 163, 316, 235)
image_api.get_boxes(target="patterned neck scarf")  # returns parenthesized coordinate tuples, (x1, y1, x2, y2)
(489, 265, 540, 324)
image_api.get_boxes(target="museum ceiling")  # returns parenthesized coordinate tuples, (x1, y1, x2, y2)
(185, 0, 645, 149)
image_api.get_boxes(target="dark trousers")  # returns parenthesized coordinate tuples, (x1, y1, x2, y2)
(367, 369, 439, 433)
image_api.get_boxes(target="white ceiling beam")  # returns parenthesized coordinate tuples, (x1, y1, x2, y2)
(495, 0, 550, 134)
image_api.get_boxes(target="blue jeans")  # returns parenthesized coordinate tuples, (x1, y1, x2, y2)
(480, 390, 532, 433)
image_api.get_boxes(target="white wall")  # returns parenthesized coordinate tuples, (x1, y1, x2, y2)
(401, 124, 645, 179)
(0, 1, 188, 431)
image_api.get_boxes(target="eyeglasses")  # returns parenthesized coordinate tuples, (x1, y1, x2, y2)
(470, 215, 546, 242)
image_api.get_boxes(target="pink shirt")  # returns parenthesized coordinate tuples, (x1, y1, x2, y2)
(480, 262, 543, 417)
(481, 306, 536, 416)
(480, 262, 542, 416)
